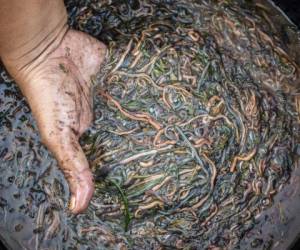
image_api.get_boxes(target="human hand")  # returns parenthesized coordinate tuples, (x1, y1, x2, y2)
(2, 29, 106, 213)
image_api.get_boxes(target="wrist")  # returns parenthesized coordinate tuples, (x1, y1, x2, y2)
(0, 0, 68, 80)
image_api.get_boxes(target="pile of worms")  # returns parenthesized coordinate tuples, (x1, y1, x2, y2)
(0, 0, 300, 249)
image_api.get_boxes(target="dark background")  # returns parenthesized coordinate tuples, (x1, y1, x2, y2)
(272, 2, 300, 249)
(0, 0, 299, 249)
(272, 1, 300, 248)
(273, 0, 300, 28)
(0, 240, 6, 249)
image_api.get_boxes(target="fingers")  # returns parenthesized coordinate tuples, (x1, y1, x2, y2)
(68, 166, 95, 214)
(44, 133, 95, 214)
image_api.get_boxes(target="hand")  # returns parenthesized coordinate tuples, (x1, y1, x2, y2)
(2, 29, 106, 213)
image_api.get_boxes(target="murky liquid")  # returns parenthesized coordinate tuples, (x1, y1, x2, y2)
(1, 0, 300, 249)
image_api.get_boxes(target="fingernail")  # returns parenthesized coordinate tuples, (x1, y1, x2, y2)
(69, 196, 76, 210)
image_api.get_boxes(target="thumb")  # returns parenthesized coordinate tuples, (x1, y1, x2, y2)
(47, 134, 95, 214)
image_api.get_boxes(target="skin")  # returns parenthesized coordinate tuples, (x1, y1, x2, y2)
(0, 0, 107, 213)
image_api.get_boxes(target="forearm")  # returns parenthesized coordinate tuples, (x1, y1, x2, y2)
(0, 0, 68, 76)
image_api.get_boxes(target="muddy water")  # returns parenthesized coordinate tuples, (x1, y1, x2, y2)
(1, 0, 300, 249)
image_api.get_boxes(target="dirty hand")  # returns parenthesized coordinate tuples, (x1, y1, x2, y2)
(2, 29, 106, 213)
